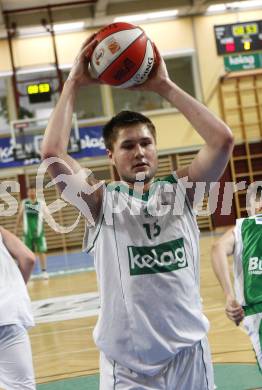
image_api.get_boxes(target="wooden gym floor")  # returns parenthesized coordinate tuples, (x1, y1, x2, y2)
(28, 232, 258, 385)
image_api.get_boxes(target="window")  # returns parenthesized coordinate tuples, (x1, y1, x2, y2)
(16, 68, 60, 120)
(62, 70, 104, 120)
(111, 52, 199, 114)
(9, 67, 104, 122)
(0, 78, 10, 133)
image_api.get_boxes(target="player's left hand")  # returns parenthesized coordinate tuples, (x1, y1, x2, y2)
(67, 34, 100, 87)
(225, 297, 244, 326)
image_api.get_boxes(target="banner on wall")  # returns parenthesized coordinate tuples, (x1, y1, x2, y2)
(224, 52, 262, 72)
(0, 125, 106, 168)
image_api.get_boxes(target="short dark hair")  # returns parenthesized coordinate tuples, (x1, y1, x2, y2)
(103, 110, 156, 150)
(255, 185, 262, 201)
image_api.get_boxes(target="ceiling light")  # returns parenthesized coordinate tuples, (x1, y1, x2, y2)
(207, 0, 262, 13)
(53, 21, 85, 33)
(18, 26, 45, 37)
(228, 0, 262, 8)
(207, 4, 227, 12)
(17, 21, 85, 38)
(114, 10, 178, 23)
(16, 65, 56, 76)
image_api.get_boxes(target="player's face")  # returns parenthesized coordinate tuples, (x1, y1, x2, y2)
(254, 197, 262, 214)
(108, 124, 158, 189)
(28, 188, 36, 200)
(249, 193, 262, 215)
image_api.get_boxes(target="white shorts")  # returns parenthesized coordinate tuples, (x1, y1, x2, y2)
(0, 324, 35, 390)
(99, 337, 214, 390)
(243, 313, 262, 371)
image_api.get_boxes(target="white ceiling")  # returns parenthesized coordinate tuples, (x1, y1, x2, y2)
(1, 0, 80, 10)
(0, 0, 257, 31)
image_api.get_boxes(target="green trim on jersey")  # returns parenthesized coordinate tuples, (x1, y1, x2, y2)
(107, 174, 177, 201)
(241, 217, 262, 308)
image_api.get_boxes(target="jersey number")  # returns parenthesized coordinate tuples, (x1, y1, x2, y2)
(143, 222, 161, 239)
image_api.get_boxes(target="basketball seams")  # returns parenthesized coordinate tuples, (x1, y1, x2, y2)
(90, 22, 155, 87)
(118, 40, 154, 88)
(115, 38, 149, 87)
(92, 27, 144, 75)
(97, 27, 142, 41)
(98, 32, 146, 82)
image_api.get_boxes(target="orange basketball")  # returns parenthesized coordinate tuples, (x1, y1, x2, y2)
(90, 22, 156, 88)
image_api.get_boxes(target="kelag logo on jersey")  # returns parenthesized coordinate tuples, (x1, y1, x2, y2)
(248, 257, 262, 275)
(128, 238, 188, 276)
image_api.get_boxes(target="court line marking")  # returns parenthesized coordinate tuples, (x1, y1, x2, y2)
(30, 324, 95, 338)
(32, 292, 100, 324)
(33, 347, 98, 360)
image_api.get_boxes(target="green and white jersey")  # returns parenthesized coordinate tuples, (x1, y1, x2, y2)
(83, 173, 209, 375)
(0, 232, 34, 328)
(22, 199, 44, 238)
(233, 215, 262, 313)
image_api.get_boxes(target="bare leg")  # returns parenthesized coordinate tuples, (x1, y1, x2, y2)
(36, 252, 47, 271)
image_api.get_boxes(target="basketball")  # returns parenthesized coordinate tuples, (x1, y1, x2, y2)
(90, 22, 156, 88)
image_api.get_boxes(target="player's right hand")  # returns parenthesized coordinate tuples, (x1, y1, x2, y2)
(225, 297, 244, 326)
(67, 34, 99, 87)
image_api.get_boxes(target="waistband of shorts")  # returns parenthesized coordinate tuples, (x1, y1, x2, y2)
(243, 302, 262, 316)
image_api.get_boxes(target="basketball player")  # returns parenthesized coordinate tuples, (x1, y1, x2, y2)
(42, 35, 234, 389)
(211, 186, 262, 372)
(15, 186, 48, 279)
(0, 226, 36, 389)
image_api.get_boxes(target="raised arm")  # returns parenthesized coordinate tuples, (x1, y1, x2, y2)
(211, 228, 244, 325)
(137, 46, 234, 200)
(41, 35, 103, 224)
(0, 226, 35, 283)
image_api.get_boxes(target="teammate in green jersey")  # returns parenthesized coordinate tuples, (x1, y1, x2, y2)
(15, 186, 48, 280)
(212, 186, 262, 371)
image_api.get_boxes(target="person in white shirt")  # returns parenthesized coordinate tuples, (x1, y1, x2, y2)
(42, 34, 233, 389)
(0, 226, 36, 390)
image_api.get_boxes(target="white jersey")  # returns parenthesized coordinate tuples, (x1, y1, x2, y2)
(83, 174, 209, 374)
(233, 217, 246, 306)
(0, 233, 34, 328)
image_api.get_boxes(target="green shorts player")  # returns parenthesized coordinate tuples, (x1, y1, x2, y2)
(212, 186, 262, 372)
(15, 186, 48, 280)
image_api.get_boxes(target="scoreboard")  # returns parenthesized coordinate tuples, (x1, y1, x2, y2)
(27, 83, 51, 103)
(214, 20, 262, 55)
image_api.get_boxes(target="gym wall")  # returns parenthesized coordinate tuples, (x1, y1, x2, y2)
(1, 9, 261, 149)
